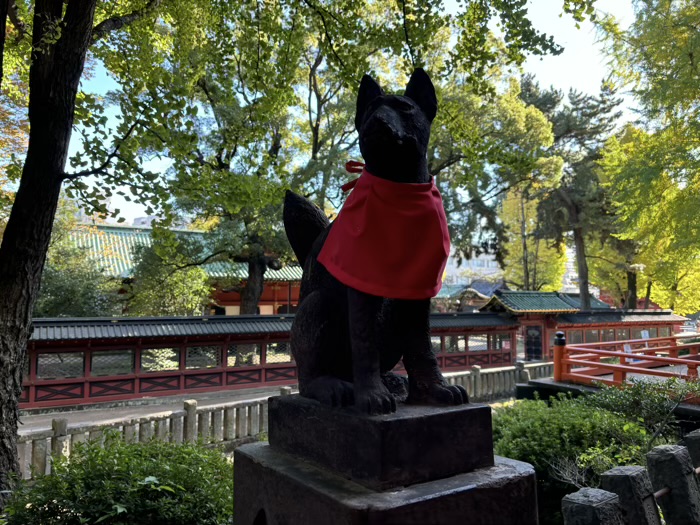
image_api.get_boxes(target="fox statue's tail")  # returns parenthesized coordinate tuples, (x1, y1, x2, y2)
(283, 190, 330, 268)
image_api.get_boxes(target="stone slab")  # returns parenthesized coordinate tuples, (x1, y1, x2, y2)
(234, 442, 538, 525)
(268, 395, 494, 491)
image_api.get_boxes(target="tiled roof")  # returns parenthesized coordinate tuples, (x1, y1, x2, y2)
(30, 313, 518, 342)
(559, 293, 611, 310)
(480, 290, 579, 313)
(69, 224, 302, 281)
(435, 284, 469, 299)
(469, 280, 507, 297)
(430, 313, 517, 329)
(31, 315, 295, 341)
(557, 311, 687, 326)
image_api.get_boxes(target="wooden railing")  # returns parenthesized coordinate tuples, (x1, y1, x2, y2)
(17, 391, 278, 481)
(553, 332, 700, 387)
(16, 361, 554, 481)
(445, 361, 554, 402)
(22, 339, 298, 410)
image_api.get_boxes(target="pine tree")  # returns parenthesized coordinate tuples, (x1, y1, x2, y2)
(521, 76, 622, 309)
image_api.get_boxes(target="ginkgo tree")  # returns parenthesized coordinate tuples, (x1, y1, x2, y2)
(598, 124, 700, 314)
(0, 0, 598, 499)
(595, 1, 700, 311)
(501, 187, 566, 292)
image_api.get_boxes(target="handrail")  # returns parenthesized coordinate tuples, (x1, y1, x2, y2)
(654, 466, 700, 499)
(564, 347, 700, 366)
(553, 330, 700, 385)
(567, 333, 698, 349)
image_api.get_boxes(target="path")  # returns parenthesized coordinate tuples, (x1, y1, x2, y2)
(18, 385, 296, 436)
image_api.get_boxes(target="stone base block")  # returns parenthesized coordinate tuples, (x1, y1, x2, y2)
(269, 395, 494, 490)
(234, 442, 538, 525)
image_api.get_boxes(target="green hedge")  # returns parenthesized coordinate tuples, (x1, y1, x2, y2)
(4, 431, 233, 525)
(493, 395, 648, 482)
(493, 395, 650, 524)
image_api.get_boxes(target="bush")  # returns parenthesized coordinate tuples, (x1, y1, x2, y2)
(493, 394, 648, 482)
(580, 378, 700, 444)
(5, 431, 233, 525)
(493, 395, 649, 525)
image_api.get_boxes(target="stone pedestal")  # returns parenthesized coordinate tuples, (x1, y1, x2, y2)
(234, 395, 538, 525)
(269, 395, 495, 491)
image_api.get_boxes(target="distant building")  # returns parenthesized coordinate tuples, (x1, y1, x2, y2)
(481, 289, 681, 360)
(132, 216, 157, 227)
(443, 253, 501, 285)
(561, 247, 601, 299)
(68, 224, 302, 315)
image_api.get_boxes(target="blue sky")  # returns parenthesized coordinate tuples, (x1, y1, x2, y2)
(522, 1, 634, 95)
(79, 1, 636, 223)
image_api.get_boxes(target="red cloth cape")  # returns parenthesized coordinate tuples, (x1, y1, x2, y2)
(317, 169, 450, 300)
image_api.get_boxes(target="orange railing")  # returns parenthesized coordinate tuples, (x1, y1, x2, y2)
(553, 332, 700, 386)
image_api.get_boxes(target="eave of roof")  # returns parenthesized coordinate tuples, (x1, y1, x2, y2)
(480, 292, 578, 314)
(29, 312, 519, 342)
(557, 310, 687, 325)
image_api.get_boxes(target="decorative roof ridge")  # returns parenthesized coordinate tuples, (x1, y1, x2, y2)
(79, 223, 205, 234)
(428, 312, 511, 318)
(32, 314, 296, 325)
(497, 290, 555, 294)
(575, 308, 677, 315)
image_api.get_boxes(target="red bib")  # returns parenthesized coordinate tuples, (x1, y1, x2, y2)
(317, 169, 450, 300)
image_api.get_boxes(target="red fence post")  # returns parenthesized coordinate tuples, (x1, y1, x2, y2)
(553, 331, 566, 382)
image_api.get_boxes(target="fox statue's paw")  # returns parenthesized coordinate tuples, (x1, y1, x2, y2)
(301, 376, 355, 408)
(407, 380, 468, 406)
(381, 372, 409, 402)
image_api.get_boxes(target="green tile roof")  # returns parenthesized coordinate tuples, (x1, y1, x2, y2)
(480, 290, 579, 313)
(30, 312, 519, 341)
(69, 224, 303, 281)
(558, 293, 611, 310)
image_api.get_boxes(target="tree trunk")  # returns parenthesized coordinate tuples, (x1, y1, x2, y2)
(519, 191, 530, 290)
(573, 226, 591, 310)
(625, 270, 638, 309)
(0, 0, 97, 500)
(239, 255, 267, 315)
(0, 0, 8, 87)
(670, 280, 679, 311)
(644, 279, 652, 309)
(317, 168, 330, 213)
(532, 237, 541, 291)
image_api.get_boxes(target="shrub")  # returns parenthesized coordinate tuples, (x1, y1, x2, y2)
(580, 378, 700, 445)
(493, 395, 649, 525)
(493, 394, 648, 482)
(5, 431, 233, 525)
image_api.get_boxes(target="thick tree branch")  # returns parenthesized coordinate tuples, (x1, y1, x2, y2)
(586, 254, 625, 268)
(430, 153, 466, 174)
(400, 0, 416, 66)
(301, 0, 348, 75)
(0, 0, 8, 88)
(61, 119, 141, 180)
(166, 249, 233, 276)
(7, 1, 26, 41)
(90, 0, 162, 45)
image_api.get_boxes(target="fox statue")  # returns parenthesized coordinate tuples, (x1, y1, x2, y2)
(283, 69, 468, 415)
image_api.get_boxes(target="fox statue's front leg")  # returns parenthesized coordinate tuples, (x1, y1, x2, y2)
(348, 288, 397, 415)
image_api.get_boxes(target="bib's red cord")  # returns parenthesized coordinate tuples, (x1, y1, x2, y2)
(318, 168, 450, 300)
(341, 161, 364, 192)
(345, 160, 365, 173)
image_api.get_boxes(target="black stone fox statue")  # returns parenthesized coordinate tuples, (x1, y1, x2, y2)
(283, 69, 468, 415)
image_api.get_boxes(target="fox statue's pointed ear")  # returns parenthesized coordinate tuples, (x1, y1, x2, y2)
(405, 68, 437, 123)
(355, 75, 384, 132)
